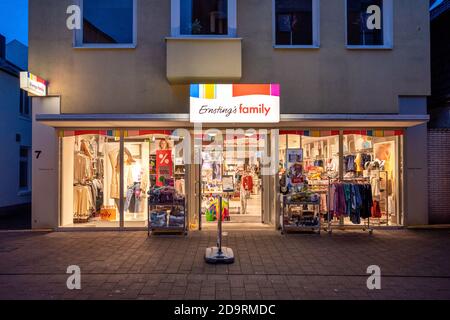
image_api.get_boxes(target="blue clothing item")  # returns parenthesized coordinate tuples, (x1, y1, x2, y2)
(344, 184, 352, 216)
(350, 184, 362, 224)
(314, 159, 324, 167)
(344, 155, 356, 172)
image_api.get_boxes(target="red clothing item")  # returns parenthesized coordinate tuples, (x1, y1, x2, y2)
(242, 175, 253, 191)
(371, 200, 382, 218)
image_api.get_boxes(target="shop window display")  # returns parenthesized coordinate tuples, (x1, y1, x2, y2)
(278, 130, 403, 231)
(124, 132, 186, 230)
(60, 130, 187, 229)
(341, 131, 402, 226)
(60, 131, 120, 227)
(278, 132, 339, 232)
(121, 136, 150, 227)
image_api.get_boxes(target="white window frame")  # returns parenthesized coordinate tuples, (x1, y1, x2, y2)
(273, 0, 320, 49)
(345, 0, 393, 49)
(74, 0, 137, 49)
(170, 0, 237, 38)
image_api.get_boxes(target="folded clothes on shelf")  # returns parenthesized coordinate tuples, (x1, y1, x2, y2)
(148, 186, 185, 204)
(150, 211, 167, 227)
(286, 192, 320, 203)
(169, 215, 185, 227)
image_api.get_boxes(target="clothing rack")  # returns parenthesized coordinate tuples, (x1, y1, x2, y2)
(324, 177, 373, 235)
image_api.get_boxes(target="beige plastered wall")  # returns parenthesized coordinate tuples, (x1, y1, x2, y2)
(29, 0, 430, 115)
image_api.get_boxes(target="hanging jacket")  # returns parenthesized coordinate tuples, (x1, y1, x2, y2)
(242, 175, 253, 191)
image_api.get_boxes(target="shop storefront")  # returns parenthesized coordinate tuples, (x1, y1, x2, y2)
(52, 124, 406, 232)
(30, 81, 430, 232)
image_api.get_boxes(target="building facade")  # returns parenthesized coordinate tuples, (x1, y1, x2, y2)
(0, 34, 31, 213)
(29, 0, 430, 230)
(428, 0, 450, 224)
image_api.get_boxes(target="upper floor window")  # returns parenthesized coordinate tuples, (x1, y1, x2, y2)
(274, 0, 320, 48)
(19, 146, 30, 191)
(171, 0, 237, 37)
(19, 90, 31, 117)
(346, 0, 393, 48)
(75, 0, 137, 48)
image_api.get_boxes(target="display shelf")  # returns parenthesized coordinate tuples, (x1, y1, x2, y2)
(148, 198, 187, 236)
(281, 196, 321, 234)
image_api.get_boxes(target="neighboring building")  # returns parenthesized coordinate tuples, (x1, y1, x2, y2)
(29, 0, 430, 230)
(0, 34, 32, 213)
(6, 40, 28, 70)
(428, 0, 450, 224)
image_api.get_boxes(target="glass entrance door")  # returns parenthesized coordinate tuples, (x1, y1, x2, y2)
(199, 129, 269, 229)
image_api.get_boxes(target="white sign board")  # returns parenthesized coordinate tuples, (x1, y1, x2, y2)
(190, 84, 280, 123)
(20, 72, 48, 96)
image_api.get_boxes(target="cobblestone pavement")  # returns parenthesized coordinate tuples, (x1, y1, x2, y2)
(0, 229, 449, 300)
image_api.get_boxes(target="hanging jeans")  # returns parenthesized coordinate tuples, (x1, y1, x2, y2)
(125, 182, 142, 213)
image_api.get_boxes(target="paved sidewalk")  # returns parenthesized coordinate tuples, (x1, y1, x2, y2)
(0, 229, 449, 300)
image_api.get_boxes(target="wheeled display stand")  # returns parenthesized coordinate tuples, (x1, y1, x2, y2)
(148, 197, 187, 236)
(324, 178, 373, 235)
(281, 195, 321, 234)
(205, 194, 234, 264)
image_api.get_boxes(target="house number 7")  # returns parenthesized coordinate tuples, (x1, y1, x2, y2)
(35, 150, 42, 159)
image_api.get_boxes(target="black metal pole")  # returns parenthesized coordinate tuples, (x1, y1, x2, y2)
(218, 195, 222, 254)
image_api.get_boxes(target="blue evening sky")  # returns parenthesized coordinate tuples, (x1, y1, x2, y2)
(0, 0, 28, 45)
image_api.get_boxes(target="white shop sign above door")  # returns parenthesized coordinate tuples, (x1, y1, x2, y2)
(190, 84, 280, 123)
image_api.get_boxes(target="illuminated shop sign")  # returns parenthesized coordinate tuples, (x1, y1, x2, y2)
(190, 84, 280, 123)
(20, 72, 48, 96)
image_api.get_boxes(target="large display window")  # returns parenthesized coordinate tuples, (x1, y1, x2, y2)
(341, 130, 403, 226)
(59, 129, 187, 229)
(60, 130, 121, 227)
(58, 128, 403, 230)
(278, 129, 403, 230)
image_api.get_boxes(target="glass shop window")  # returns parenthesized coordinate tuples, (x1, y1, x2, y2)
(180, 0, 228, 35)
(278, 131, 340, 230)
(60, 132, 120, 227)
(123, 131, 187, 229)
(81, 0, 134, 45)
(278, 132, 340, 188)
(341, 131, 403, 226)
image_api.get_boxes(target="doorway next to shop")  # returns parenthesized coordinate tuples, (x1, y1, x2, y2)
(198, 130, 272, 230)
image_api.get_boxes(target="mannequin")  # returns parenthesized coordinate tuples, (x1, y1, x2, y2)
(108, 147, 135, 209)
(240, 165, 253, 215)
(126, 158, 148, 218)
(159, 138, 169, 150)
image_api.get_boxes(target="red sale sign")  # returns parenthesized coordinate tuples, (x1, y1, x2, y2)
(156, 149, 173, 186)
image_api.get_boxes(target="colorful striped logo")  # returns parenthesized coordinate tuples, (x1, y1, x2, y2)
(190, 84, 280, 99)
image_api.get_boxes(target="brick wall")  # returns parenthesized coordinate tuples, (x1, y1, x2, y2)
(428, 129, 450, 224)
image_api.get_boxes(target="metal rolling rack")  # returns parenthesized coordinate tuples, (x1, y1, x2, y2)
(281, 195, 321, 235)
(325, 177, 373, 235)
(148, 197, 187, 236)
